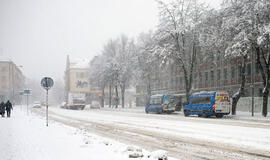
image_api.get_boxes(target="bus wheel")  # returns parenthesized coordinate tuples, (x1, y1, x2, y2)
(216, 114, 223, 118)
(145, 109, 149, 114)
(184, 111, 189, 117)
(202, 112, 208, 118)
(166, 111, 172, 114)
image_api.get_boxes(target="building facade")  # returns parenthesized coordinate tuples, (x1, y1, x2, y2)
(0, 61, 24, 103)
(64, 55, 91, 103)
(136, 56, 264, 106)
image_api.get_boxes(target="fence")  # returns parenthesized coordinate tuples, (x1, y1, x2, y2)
(237, 97, 270, 112)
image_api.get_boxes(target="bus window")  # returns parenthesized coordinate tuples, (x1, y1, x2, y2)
(192, 96, 212, 105)
(150, 97, 162, 105)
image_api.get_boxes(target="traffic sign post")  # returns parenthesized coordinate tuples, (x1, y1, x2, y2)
(23, 89, 31, 115)
(41, 77, 54, 127)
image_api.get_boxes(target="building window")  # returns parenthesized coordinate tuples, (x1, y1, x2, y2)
(175, 77, 177, 88)
(205, 72, 208, 81)
(247, 63, 251, 76)
(1, 76, 6, 82)
(1, 85, 6, 90)
(171, 79, 174, 89)
(76, 72, 85, 78)
(224, 68, 227, 80)
(231, 66, 235, 79)
(217, 69, 221, 80)
(211, 70, 214, 81)
(199, 73, 202, 82)
(194, 73, 197, 81)
(76, 72, 80, 78)
(216, 55, 220, 61)
(1, 67, 6, 72)
(171, 65, 175, 75)
(259, 88, 263, 97)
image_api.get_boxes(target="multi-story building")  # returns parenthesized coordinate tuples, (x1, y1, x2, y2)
(136, 56, 264, 106)
(0, 60, 24, 103)
(64, 55, 91, 103)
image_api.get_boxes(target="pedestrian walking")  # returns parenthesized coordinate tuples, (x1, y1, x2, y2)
(0, 101, 5, 117)
(5, 100, 13, 118)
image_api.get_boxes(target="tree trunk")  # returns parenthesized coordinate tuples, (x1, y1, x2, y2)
(109, 85, 111, 108)
(262, 34, 270, 117)
(115, 85, 119, 108)
(146, 73, 151, 104)
(262, 85, 269, 117)
(231, 55, 247, 115)
(183, 69, 190, 103)
(232, 92, 240, 115)
(120, 83, 125, 108)
(101, 86, 105, 108)
(255, 45, 269, 117)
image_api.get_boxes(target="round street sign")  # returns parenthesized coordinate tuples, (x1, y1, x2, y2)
(41, 77, 54, 90)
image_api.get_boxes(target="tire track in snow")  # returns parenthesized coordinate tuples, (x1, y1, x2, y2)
(32, 108, 270, 160)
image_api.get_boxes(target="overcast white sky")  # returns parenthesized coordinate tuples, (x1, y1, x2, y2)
(0, 0, 222, 81)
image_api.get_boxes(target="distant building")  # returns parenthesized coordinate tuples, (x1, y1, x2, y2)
(64, 55, 91, 103)
(0, 60, 24, 103)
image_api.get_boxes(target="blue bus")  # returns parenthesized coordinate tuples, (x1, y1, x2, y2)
(145, 94, 176, 114)
(184, 91, 231, 118)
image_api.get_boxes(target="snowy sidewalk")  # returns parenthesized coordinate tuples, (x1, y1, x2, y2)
(0, 108, 170, 160)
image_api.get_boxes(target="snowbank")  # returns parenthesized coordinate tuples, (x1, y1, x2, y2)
(0, 108, 178, 160)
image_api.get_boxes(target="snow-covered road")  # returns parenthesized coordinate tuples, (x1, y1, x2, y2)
(32, 106, 270, 160)
(0, 108, 173, 160)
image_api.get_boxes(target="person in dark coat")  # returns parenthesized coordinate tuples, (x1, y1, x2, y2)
(0, 101, 5, 117)
(5, 100, 13, 118)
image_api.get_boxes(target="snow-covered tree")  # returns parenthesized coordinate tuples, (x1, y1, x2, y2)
(101, 39, 120, 108)
(221, 0, 270, 116)
(134, 31, 156, 103)
(218, 0, 251, 115)
(116, 35, 136, 108)
(92, 36, 136, 108)
(89, 55, 109, 108)
(154, 0, 207, 102)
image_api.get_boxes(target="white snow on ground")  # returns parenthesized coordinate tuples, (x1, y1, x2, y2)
(231, 111, 270, 121)
(48, 106, 270, 153)
(0, 108, 177, 160)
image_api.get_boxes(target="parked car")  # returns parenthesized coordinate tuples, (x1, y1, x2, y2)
(60, 102, 67, 108)
(90, 101, 101, 109)
(32, 101, 42, 108)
